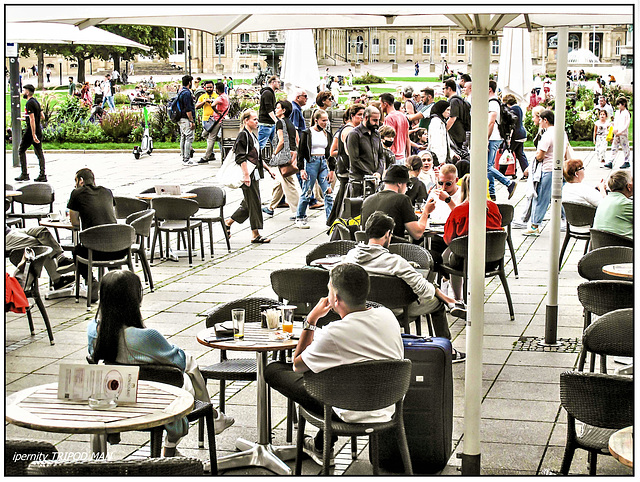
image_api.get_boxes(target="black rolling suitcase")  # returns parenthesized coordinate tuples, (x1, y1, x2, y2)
(374, 334, 453, 474)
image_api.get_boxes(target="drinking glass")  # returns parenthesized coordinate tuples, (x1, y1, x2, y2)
(231, 308, 245, 340)
(280, 305, 296, 334)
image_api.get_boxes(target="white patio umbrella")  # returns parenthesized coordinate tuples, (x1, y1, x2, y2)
(497, 28, 533, 103)
(6, 6, 632, 475)
(280, 29, 319, 101)
(6, 22, 151, 49)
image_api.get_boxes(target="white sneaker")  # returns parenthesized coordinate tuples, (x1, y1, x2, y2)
(295, 219, 310, 229)
(511, 221, 528, 229)
(183, 159, 197, 166)
(214, 412, 235, 434)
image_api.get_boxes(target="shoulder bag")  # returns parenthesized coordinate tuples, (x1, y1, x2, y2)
(268, 121, 293, 167)
(217, 131, 252, 189)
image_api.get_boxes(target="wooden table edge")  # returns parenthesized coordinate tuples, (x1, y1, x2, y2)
(196, 328, 297, 352)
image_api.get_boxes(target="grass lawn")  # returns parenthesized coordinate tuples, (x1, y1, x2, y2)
(383, 76, 440, 82)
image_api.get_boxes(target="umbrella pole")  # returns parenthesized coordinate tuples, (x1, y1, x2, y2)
(461, 34, 490, 476)
(542, 27, 568, 346)
(9, 54, 21, 168)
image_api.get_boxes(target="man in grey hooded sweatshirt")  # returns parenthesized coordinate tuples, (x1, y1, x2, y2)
(342, 211, 466, 362)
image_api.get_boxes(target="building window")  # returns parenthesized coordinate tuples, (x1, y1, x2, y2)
(589, 33, 601, 58)
(406, 38, 414, 55)
(356, 35, 364, 54)
(492, 40, 499, 55)
(240, 33, 250, 43)
(568, 33, 580, 51)
(215, 37, 226, 56)
(457, 38, 465, 55)
(440, 38, 447, 55)
(372, 37, 379, 54)
(423, 38, 430, 54)
(172, 28, 185, 55)
(616, 39, 621, 56)
(389, 38, 396, 55)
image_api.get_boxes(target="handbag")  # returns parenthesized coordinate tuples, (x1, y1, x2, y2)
(279, 162, 299, 178)
(203, 105, 230, 133)
(268, 121, 293, 167)
(216, 149, 245, 189)
(498, 149, 516, 166)
(606, 125, 614, 143)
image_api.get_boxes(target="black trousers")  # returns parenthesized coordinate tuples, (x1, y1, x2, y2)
(264, 361, 339, 451)
(19, 131, 45, 176)
(510, 139, 528, 173)
(73, 245, 129, 281)
(231, 179, 263, 230)
(326, 176, 348, 226)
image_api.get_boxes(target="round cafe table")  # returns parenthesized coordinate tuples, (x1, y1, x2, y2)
(197, 325, 298, 475)
(6, 381, 194, 457)
(6, 190, 22, 197)
(609, 426, 633, 468)
(136, 192, 197, 200)
(602, 263, 633, 280)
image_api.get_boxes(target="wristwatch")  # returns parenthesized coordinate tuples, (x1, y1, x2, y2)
(303, 319, 316, 331)
(444, 196, 452, 204)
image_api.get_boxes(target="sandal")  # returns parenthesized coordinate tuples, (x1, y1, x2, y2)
(251, 235, 271, 244)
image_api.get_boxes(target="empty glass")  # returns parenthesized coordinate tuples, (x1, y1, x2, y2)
(231, 308, 245, 340)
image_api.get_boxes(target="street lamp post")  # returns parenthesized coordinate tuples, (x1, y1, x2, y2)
(59, 59, 63, 85)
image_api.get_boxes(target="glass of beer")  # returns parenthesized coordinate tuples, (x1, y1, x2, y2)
(231, 308, 245, 340)
(280, 305, 296, 334)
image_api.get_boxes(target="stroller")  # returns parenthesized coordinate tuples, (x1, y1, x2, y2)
(133, 105, 153, 159)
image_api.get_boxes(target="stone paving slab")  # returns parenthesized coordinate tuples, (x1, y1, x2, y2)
(5, 148, 631, 475)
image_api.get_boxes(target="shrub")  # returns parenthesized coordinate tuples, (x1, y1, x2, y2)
(150, 104, 177, 142)
(42, 119, 107, 143)
(114, 93, 128, 105)
(100, 110, 141, 142)
(524, 110, 538, 141)
(53, 95, 90, 123)
(353, 72, 385, 84)
(575, 85, 593, 102)
(572, 118, 595, 141)
(148, 88, 168, 103)
(583, 97, 594, 111)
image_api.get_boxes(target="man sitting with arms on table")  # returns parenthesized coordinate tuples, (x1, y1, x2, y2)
(361, 165, 433, 244)
(343, 211, 466, 361)
(592, 170, 633, 240)
(67, 168, 124, 302)
(265, 263, 403, 466)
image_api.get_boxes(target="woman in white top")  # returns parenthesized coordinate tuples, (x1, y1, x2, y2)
(562, 159, 606, 207)
(604, 96, 631, 169)
(428, 100, 455, 166)
(593, 109, 612, 163)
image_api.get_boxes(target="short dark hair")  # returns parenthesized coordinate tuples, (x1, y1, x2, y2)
(444, 79, 457, 92)
(75, 168, 95, 186)
(203, 80, 214, 86)
(23, 84, 35, 94)
(616, 96, 628, 108)
(540, 109, 554, 125)
(421, 87, 434, 98)
(276, 99, 293, 118)
(182, 75, 193, 87)
(316, 91, 332, 107)
(330, 263, 369, 307)
(349, 103, 366, 120)
(379, 92, 395, 106)
(268, 75, 279, 85)
(215, 81, 225, 94)
(461, 73, 472, 83)
(364, 211, 395, 239)
(489, 80, 497, 93)
(407, 155, 422, 172)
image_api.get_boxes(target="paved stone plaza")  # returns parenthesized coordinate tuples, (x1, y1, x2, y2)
(5, 146, 632, 475)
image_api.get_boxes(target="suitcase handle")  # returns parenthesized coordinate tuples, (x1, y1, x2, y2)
(401, 334, 433, 343)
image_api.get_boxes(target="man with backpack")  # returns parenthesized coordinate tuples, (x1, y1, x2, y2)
(443, 79, 470, 151)
(174, 75, 196, 166)
(487, 80, 517, 201)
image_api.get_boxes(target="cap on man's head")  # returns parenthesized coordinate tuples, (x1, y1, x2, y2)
(383, 165, 410, 184)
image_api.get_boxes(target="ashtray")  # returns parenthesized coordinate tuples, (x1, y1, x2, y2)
(268, 331, 291, 341)
(88, 396, 118, 410)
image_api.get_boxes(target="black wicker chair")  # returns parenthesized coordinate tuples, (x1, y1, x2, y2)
(497, 203, 519, 278)
(389, 242, 434, 272)
(8, 246, 56, 344)
(305, 240, 357, 265)
(578, 308, 633, 374)
(150, 197, 204, 266)
(295, 359, 413, 475)
(6, 440, 58, 475)
(559, 202, 596, 269)
(27, 456, 204, 475)
(114, 195, 149, 220)
(589, 229, 633, 250)
(188, 186, 232, 257)
(577, 246, 633, 281)
(559, 371, 633, 475)
(270, 267, 332, 322)
(13, 183, 55, 227)
(126, 209, 155, 291)
(368, 274, 419, 334)
(440, 231, 514, 320)
(74, 224, 136, 309)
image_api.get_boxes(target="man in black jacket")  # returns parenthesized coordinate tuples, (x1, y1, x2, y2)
(345, 106, 384, 197)
(177, 75, 196, 166)
(257, 75, 280, 151)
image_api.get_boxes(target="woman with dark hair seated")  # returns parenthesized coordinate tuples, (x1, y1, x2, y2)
(87, 270, 234, 457)
(405, 155, 428, 205)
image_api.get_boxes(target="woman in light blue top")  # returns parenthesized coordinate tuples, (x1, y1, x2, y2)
(88, 270, 233, 457)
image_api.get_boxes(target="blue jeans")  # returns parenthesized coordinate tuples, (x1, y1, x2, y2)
(102, 95, 115, 111)
(487, 139, 511, 195)
(258, 124, 276, 150)
(531, 171, 552, 226)
(297, 156, 333, 220)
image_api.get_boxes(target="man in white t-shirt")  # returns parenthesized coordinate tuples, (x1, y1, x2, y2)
(264, 263, 403, 467)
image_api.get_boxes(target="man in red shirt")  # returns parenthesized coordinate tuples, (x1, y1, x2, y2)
(380, 93, 410, 165)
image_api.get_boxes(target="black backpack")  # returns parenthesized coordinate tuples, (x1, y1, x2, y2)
(450, 95, 471, 133)
(168, 89, 187, 122)
(489, 98, 518, 141)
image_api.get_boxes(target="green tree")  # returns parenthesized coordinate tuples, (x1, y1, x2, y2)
(19, 25, 173, 85)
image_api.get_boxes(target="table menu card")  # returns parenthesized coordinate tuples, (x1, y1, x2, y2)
(57, 364, 139, 402)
